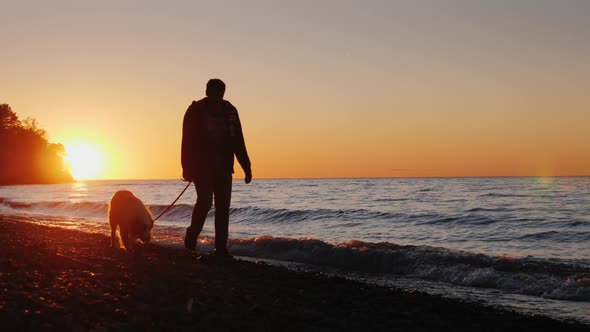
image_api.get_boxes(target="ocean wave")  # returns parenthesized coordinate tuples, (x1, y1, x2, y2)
(227, 206, 402, 224)
(0, 198, 193, 221)
(479, 192, 559, 199)
(409, 213, 499, 226)
(518, 230, 590, 242)
(227, 236, 590, 302)
(0, 198, 524, 229)
(465, 207, 511, 213)
(373, 198, 409, 202)
(1, 198, 583, 237)
(0, 198, 405, 224)
(153, 205, 405, 225)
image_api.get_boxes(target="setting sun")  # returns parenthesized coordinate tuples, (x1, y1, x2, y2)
(64, 142, 104, 180)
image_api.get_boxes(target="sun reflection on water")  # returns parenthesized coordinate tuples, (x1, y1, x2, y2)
(69, 182, 89, 202)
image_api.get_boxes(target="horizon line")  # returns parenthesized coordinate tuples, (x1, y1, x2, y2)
(76, 175, 590, 182)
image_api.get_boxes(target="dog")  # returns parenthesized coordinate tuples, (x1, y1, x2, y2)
(108, 190, 154, 250)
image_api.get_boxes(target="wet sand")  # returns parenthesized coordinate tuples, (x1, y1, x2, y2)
(0, 216, 587, 331)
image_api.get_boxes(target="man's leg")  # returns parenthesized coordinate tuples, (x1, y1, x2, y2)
(213, 172, 233, 254)
(185, 177, 213, 250)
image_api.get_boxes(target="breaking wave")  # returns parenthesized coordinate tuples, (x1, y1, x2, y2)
(226, 236, 590, 302)
(0, 198, 405, 224)
(0, 198, 511, 227)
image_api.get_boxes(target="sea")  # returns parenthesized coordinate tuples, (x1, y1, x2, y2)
(1, 177, 589, 324)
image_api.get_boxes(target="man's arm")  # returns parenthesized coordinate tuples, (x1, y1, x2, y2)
(231, 108, 252, 183)
(181, 106, 195, 181)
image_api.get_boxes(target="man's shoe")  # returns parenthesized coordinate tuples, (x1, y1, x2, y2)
(184, 227, 197, 251)
(213, 248, 233, 259)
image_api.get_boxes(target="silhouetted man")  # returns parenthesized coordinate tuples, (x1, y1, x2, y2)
(181, 79, 252, 257)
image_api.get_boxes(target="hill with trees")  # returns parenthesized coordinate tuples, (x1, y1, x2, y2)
(0, 104, 73, 185)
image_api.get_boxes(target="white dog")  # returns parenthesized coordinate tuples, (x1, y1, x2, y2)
(108, 190, 154, 250)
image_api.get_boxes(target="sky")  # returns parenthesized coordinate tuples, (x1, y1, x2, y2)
(1, 0, 589, 179)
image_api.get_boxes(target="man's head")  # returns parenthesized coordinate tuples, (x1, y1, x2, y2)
(206, 79, 226, 99)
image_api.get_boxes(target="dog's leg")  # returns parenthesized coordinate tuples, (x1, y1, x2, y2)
(120, 225, 132, 250)
(110, 222, 119, 248)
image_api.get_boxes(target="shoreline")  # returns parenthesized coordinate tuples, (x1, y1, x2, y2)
(0, 217, 588, 331)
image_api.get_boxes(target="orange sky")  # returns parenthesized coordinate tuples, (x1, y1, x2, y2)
(1, 1, 589, 179)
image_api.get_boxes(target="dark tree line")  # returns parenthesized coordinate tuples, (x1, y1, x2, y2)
(0, 104, 73, 185)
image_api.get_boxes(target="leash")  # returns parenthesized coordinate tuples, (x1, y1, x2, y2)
(154, 181, 192, 221)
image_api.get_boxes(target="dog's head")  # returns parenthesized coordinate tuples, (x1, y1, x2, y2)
(139, 230, 151, 243)
(139, 218, 154, 243)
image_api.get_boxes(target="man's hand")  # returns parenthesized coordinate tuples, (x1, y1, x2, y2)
(182, 169, 194, 182)
(245, 171, 252, 184)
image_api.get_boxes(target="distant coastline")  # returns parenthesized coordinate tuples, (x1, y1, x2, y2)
(0, 104, 73, 186)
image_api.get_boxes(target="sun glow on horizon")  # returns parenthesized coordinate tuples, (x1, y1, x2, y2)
(64, 142, 105, 180)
